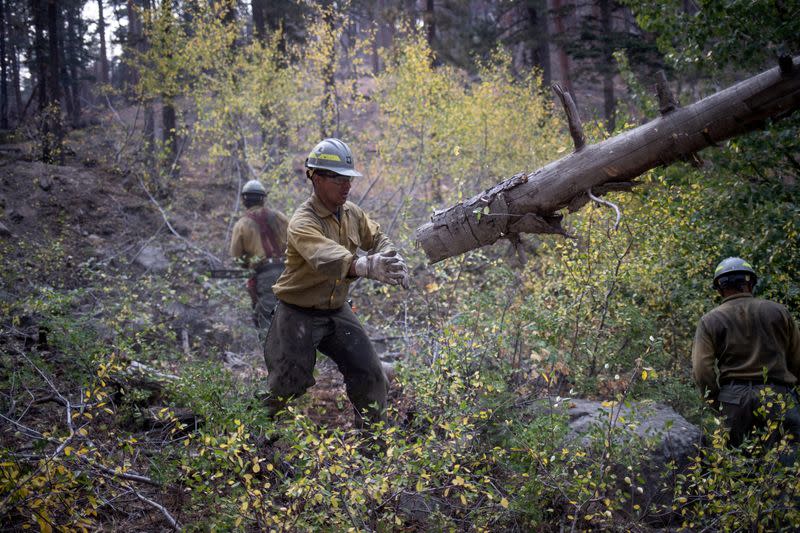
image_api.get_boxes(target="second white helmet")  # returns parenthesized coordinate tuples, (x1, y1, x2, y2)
(242, 180, 266, 196)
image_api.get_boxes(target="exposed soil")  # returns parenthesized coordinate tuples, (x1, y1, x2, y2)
(0, 119, 408, 433)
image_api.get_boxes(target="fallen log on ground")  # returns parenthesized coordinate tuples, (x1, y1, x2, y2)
(415, 56, 800, 263)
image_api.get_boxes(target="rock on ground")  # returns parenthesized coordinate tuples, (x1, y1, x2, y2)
(534, 397, 702, 523)
(133, 244, 170, 272)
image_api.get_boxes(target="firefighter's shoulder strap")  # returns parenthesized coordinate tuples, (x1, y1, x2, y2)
(246, 208, 282, 258)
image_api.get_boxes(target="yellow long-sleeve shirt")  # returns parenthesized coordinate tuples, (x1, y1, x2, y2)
(229, 206, 289, 269)
(692, 293, 800, 400)
(272, 193, 393, 309)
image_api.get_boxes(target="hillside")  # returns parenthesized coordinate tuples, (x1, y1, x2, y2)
(2, 105, 797, 530)
(2, 0, 800, 530)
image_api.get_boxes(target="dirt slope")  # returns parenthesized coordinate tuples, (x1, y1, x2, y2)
(0, 126, 405, 432)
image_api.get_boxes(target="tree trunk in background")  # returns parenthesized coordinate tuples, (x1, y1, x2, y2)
(97, 0, 109, 84)
(528, 2, 551, 87)
(144, 103, 155, 164)
(46, 0, 63, 162)
(160, 1, 178, 179)
(252, 0, 267, 42)
(370, 0, 379, 74)
(424, 0, 435, 51)
(160, 1, 178, 178)
(0, 0, 8, 130)
(58, 8, 74, 126)
(599, 0, 616, 132)
(32, 0, 50, 159)
(7, 1, 22, 122)
(371, 0, 394, 75)
(11, 41, 21, 122)
(66, 5, 81, 126)
(125, 0, 143, 89)
(46, 0, 60, 106)
(162, 99, 177, 175)
(33, 0, 47, 110)
(320, 8, 336, 138)
(215, 0, 235, 26)
(415, 58, 800, 263)
(550, 0, 573, 95)
(255, 0, 297, 58)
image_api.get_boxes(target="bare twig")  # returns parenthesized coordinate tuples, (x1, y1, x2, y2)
(129, 224, 166, 264)
(132, 488, 181, 530)
(104, 94, 127, 127)
(127, 360, 179, 381)
(0, 413, 46, 440)
(166, 124, 194, 179)
(110, 98, 142, 165)
(587, 188, 621, 231)
(136, 173, 222, 267)
(356, 171, 381, 205)
(0, 355, 76, 514)
(93, 462, 162, 487)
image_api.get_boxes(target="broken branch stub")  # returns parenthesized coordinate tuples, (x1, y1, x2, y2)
(553, 84, 586, 151)
(655, 70, 679, 115)
(415, 56, 800, 263)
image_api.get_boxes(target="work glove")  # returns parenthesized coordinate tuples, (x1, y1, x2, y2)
(354, 250, 409, 288)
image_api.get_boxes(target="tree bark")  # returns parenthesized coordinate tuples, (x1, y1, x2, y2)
(599, 0, 616, 132)
(424, 0, 435, 50)
(32, 0, 47, 112)
(319, 8, 336, 138)
(0, 0, 8, 129)
(6, 2, 22, 120)
(66, 6, 82, 126)
(97, 0, 109, 84)
(527, 2, 551, 87)
(160, 1, 178, 179)
(46, 0, 60, 109)
(58, 7, 74, 125)
(252, 0, 267, 42)
(415, 57, 800, 263)
(550, 0, 573, 96)
(46, 0, 63, 162)
(144, 102, 155, 164)
(32, 0, 51, 159)
(162, 98, 178, 176)
(11, 41, 21, 122)
(124, 0, 144, 89)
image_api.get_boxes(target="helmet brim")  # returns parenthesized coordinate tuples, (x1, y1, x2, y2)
(333, 168, 362, 178)
(307, 163, 362, 177)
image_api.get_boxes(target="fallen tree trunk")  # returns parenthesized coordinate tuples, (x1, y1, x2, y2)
(415, 56, 800, 263)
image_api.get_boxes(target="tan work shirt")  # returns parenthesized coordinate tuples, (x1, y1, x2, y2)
(692, 293, 800, 400)
(229, 206, 289, 269)
(272, 193, 393, 309)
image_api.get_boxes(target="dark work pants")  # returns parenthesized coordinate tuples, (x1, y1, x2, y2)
(719, 383, 800, 450)
(263, 301, 388, 426)
(253, 264, 283, 341)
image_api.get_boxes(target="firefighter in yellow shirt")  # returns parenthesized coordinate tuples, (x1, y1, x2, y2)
(230, 180, 289, 337)
(265, 138, 408, 427)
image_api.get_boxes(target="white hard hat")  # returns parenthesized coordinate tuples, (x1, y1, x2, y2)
(242, 180, 267, 195)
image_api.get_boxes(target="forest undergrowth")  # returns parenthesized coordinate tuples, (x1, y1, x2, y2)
(2, 1, 800, 531)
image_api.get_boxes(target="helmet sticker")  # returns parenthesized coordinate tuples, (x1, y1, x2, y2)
(314, 152, 342, 162)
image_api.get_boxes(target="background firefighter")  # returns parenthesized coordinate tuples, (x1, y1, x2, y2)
(230, 179, 289, 339)
(692, 256, 800, 450)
